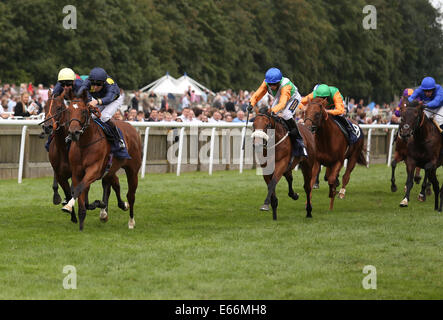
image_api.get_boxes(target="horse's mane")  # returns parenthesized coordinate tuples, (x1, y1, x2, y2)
(258, 106, 270, 115)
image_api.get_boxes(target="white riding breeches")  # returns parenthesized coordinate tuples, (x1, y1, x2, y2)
(91, 95, 123, 122)
(425, 106, 443, 127)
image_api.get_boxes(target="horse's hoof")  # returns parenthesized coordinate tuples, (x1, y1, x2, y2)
(313, 183, 319, 189)
(61, 205, 72, 214)
(391, 185, 397, 193)
(128, 218, 135, 229)
(260, 204, 270, 211)
(418, 193, 426, 202)
(62, 199, 68, 206)
(289, 192, 299, 200)
(99, 209, 108, 222)
(338, 188, 346, 199)
(119, 202, 129, 211)
(414, 176, 422, 184)
(399, 198, 408, 207)
(53, 194, 62, 205)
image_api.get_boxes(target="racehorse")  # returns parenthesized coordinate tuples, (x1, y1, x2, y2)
(391, 96, 431, 200)
(61, 88, 142, 230)
(302, 97, 366, 210)
(398, 100, 443, 210)
(41, 90, 131, 224)
(251, 108, 316, 220)
(41, 90, 78, 223)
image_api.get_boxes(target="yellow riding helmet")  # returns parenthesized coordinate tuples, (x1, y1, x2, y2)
(58, 68, 76, 81)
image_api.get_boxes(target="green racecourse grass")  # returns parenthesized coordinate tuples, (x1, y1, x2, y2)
(0, 163, 442, 300)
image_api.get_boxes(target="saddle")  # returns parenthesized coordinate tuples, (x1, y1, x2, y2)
(94, 119, 131, 159)
(332, 116, 361, 145)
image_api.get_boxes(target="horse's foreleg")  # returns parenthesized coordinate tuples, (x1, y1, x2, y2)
(400, 161, 415, 207)
(99, 176, 112, 223)
(418, 170, 429, 202)
(300, 162, 313, 218)
(391, 159, 398, 192)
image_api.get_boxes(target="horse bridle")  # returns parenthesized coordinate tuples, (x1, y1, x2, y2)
(253, 113, 289, 150)
(400, 107, 425, 140)
(40, 96, 69, 131)
(303, 101, 328, 133)
(66, 99, 95, 135)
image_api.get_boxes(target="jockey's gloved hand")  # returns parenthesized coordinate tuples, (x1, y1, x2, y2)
(247, 103, 253, 113)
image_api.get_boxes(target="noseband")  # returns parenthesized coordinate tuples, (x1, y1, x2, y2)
(304, 102, 328, 133)
(252, 113, 288, 150)
(400, 107, 425, 139)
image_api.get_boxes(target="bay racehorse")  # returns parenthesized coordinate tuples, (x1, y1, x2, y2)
(61, 88, 142, 230)
(391, 95, 431, 201)
(41, 90, 131, 224)
(302, 97, 366, 210)
(251, 108, 316, 220)
(398, 100, 443, 210)
(41, 90, 78, 223)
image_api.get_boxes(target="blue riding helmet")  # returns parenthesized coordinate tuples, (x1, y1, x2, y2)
(89, 67, 108, 82)
(420, 77, 436, 90)
(265, 68, 283, 84)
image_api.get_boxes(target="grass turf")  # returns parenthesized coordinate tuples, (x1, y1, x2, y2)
(0, 163, 441, 299)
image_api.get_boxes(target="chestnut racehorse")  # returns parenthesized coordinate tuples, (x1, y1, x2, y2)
(61, 88, 142, 230)
(303, 97, 366, 210)
(252, 108, 316, 220)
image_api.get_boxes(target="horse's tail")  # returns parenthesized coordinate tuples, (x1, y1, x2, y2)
(357, 129, 367, 166)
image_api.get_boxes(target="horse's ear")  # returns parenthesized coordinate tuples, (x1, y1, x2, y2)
(63, 86, 73, 100)
(80, 88, 88, 103)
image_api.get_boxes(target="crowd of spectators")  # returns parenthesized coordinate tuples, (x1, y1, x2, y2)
(1, 80, 399, 125)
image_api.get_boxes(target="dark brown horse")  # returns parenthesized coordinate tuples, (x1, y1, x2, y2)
(391, 95, 430, 200)
(252, 109, 316, 219)
(61, 88, 142, 230)
(398, 100, 443, 210)
(302, 97, 366, 210)
(42, 90, 78, 223)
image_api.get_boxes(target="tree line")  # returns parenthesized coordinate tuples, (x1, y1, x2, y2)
(1, 0, 442, 103)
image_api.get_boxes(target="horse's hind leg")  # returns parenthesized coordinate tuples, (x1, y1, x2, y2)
(414, 167, 422, 184)
(418, 170, 429, 202)
(99, 177, 112, 223)
(339, 154, 358, 199)
(301, 163, 313, 218)
(328, 162, 342, 210)
(124, 167, 139, 229)
(270, 193, 278, 221)
(284, 170, 299, 201)
(110, 174, 129, 211)
(52, 174, 62, 205)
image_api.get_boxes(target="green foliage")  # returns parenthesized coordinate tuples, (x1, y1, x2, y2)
(1, 0, 442, 103)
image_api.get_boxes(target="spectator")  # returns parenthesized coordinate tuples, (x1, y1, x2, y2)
(209, 111, 223, 123)
(161, 95, 169, 111)
(136, 110, 146, 122)
(372, 104, 380, 116)
(181, 92, 190, 110)
(147, 109, 159, 122)
(27, 82, 34, 96)
(233, 110, 246, 122)
(113, 109, 124, 121)
(127, 108, 138, 121)
(130, 91, 141, 111)
(225, 96, 236, 112)
(37, 84, 48, 102)
(1, 97, 11, 119)
(162, 112, 173, 122)
(14, 92, 36, 117)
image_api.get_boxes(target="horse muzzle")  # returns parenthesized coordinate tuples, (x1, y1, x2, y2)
(251, 130, 269, 149)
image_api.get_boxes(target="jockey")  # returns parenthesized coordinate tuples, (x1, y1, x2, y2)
(53, 68, 84, 97)
(300, 83, 357, 139)
(248, 67, 303, 141)
(408, 76, 443, 130)
(395, 88, 414, 117)
(77, 67, 130, 158)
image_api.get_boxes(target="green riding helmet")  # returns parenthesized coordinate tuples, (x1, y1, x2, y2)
(314, 84, 331, 98)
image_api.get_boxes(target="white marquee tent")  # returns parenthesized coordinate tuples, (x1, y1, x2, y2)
(140, 72, 214, 96)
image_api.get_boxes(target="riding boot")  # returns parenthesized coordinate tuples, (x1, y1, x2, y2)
(106, 120, 125, 149)
(284, 118, 307, 157)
